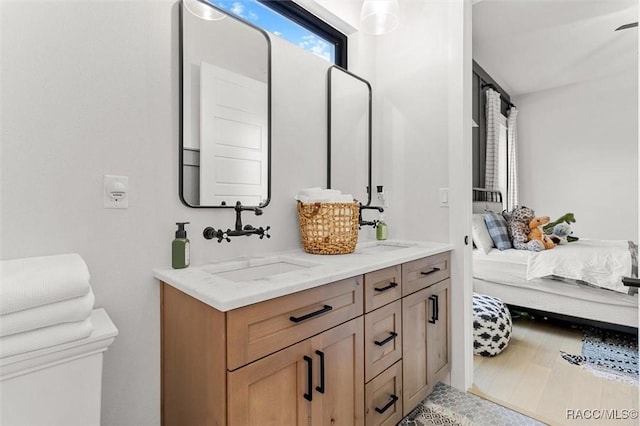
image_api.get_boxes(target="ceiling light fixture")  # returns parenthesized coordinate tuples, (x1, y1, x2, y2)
(183, 0, 226, 21)
(360, 0, 399, 35)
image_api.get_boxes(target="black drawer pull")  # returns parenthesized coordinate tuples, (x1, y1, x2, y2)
(303, 355, 313, 401)
(290, 305, 333, 323)
(315, 350, 325, 394)
(374, 282, 398, 293)
(428, 295, 438, 324)
(420, 267, 441, 276)
(374, 331, 398, 347)
(622, 277, 640, 288)
(375, 394, 399, 414)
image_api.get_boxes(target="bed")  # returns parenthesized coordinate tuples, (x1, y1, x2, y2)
(471, 188, 638, 331)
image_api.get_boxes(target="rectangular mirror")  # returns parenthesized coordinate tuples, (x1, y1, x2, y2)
(327, 65, 372, 206)
(180, 0, 271, 208)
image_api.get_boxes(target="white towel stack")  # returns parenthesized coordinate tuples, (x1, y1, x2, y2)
(295, 187, 355, 203)
(0, 254, 95, 358)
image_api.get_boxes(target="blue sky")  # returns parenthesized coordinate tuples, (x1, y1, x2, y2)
(209, 0, 335, 63)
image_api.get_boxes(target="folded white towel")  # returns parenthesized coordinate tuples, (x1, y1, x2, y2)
(295, 188, 355, 203)
(0, 254, 91, 315)
(0, 289, 95, 337)
(0, 317, 94, 358)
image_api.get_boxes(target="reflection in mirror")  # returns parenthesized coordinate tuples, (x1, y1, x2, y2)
(327, 66, 372, 206)
(180, 0, 270, 208)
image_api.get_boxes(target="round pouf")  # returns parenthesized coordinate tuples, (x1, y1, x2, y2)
(473, 293, 512, 356)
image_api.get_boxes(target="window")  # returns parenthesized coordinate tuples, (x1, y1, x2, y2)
(210, 0, 347, 67)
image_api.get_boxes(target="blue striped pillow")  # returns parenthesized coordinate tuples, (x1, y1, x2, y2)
(484, 212, 512, 250)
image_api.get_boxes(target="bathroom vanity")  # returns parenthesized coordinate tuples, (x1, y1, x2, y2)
(155, 241, 453, 426)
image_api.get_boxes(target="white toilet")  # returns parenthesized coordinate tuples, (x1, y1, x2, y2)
(0, 308, 118, 426)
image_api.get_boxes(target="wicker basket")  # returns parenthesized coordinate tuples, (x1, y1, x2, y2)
(297, 200, 359, 255)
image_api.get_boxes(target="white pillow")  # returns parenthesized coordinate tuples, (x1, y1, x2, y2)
(472, 214, 494, 254)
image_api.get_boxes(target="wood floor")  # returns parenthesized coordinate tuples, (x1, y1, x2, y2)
(471, 317, 639, 426)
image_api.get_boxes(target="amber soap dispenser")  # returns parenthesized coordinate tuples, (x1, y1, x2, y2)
(172, 222, 190, 269)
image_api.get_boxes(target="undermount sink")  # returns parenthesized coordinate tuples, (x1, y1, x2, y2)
(203, 256, 320, 282)
(356, 241, 416, 254)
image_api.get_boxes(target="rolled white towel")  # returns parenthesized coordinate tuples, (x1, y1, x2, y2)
(0, 289, 95, 337)
(0, 316, 94, 359)
(295, 187, 323, 200)
(0, 254, 91, 315)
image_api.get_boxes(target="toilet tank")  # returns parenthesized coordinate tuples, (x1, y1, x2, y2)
(0, 309, 118, 426)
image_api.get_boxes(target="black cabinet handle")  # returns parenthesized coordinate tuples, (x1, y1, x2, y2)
(374, 331, 398, 347)
(290, 305, 333, 323)
(315, 350, 325, 394)
(622, 277, 640, 288)
(421, 267, 440, 276)
(374, 282, 398, 292)
(374, 394, 399, 414)
(428, 295, 438, 324)
(434, 294, 439, 321)
(303, 355, 313, 401)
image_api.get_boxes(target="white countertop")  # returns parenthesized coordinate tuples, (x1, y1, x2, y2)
(154, 240, 453, 312)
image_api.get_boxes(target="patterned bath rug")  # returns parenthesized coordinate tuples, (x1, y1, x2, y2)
(398, 382, 546, 426)
(561, 326, 639, 386)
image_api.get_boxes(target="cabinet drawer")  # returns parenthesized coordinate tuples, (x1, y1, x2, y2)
(402, 253, 450, 296)
(227, 276, 363, 370)
(365, 361, 403, 426)
(364, 265, 402, 313)
(364, 300, 402, 383)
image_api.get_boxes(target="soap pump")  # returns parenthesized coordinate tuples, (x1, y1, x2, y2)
(172, 222, 190, 269)
(376, 214, 387, 241)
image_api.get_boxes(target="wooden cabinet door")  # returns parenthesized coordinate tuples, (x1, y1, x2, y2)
(311, 317, 365, 426)
(401, 287, 430, 416)
(427, 279, 450, 382)
(228, 338, 313, 426)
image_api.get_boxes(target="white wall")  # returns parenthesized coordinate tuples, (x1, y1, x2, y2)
(515, 69, 638, 241)
(368, 0, 453, 243)
(0, 0, 460, 423)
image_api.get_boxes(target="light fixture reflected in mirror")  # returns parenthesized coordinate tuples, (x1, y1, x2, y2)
(183, 0, 226, 21)
(360, 0, 399, 35)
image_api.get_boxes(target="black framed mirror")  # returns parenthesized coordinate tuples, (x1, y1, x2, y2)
(179, 0, 271, 208)
(327, 65, 372, 206)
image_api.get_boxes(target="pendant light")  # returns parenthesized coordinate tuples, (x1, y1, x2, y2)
(360, 0, 400, 35)
(183, 0, 226, 21)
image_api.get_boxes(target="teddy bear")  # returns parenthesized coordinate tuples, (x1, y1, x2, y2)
(528, 216, 555, 249)
(505, 206, 545, 252)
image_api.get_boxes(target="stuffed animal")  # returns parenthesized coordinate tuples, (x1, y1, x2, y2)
(549, 223, 578, 244)
(543, 213, 576, 234)
(506, 206, 545, 252)
(529, 216, 555, 249)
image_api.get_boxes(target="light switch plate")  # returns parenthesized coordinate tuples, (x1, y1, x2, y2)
(439, 188, 449, 208)
(104, 175, 129, 209)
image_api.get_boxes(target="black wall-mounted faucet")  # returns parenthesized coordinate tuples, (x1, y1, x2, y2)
(203, 201, 271, 243)
(359, 204, 384, 229)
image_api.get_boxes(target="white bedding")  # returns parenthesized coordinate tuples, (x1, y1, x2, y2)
(473, 248, 636, 307)
(474, 239, 632, 294)
(527, 239, 631, 293)
(473, 242, 638, 327)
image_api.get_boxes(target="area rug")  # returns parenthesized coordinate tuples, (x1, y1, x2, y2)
(560, 326, 639, 386)
(398, 382, 545, 426)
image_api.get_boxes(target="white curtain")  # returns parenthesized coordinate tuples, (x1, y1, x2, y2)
(506, 107, 519, 211)
(484, 88, 501, 190)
